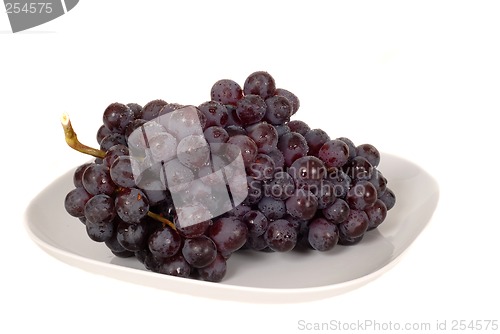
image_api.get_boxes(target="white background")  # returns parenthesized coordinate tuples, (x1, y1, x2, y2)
(2, 1, 499, 333)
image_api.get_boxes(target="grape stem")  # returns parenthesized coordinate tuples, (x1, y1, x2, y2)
(60, 113, 177, 231)
(147, 211, 176, 230)
(60, 113, 106, 159)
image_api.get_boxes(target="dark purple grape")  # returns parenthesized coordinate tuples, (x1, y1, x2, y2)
(84, 194, 116, 224)
(110, 156, 136, 188)
(100, 133, 127, 151)
(224, 104, 243, 126)
(289, 156, 327, 183)
(74, 164, 93, 188)
(211, 79, 243, 105)
(285, 189, 318, 220)
(198, 101, 229, 127)
(163, 106, 206, 141)
(275, 88, 300, 115)
(177, 135, 210, 169)
(235, 94, 267, 125)
(328, 168, 351, 198)
(267, 149, 285, 170)
(308, 217, 339, 251)
(346, 180, 378, 210)
(277, 132, 309, 167)
(258, 196, 287, 220)
(124, 119, 147, 140)
(225, 125, 246, 137)
(264, 95, 292, 125)
(242, 210, 269, 237)
(141, 99, 168, 121)
(208, 217, 248, 257)
(369, 169, 388, 197)
(318, 139, 350, 169)
(314, 180, 336, 209)
(248, 153, 275, 181)
(339, 209, 369, 238)
(304, 129, 330, 157)
(356, 143, 380, 167)
(245, 234, 268, 251)
(115, 188, 149, 224)
(103, 144, 129, 167)
(338, 233, 364, 246)
(275, 124, 291, 137)
(379, 187, 396, 210)
(157, 254, 192, 278)
(264, 219, 298, 252)
(265, 171, 295, 200)
(161, 159, 195, 191)
(322, 198, 350, 224)
(336, 137, 357, 160)
(344, 156, 374, 181)
(197, 253, 227, 282)
(204, 126, 229, 143)
(287, 120, 310, 136)
(103, 102, 135, 134)
(127, 103, 143, 119)
(175, 218, 211, 239)
(244, 71, 276, 99)
(160, 103, 185, 115)
(82, 164, 115, 196)
(105, 230, 128, 253)
(227, 204, 252, 218)
(182, 236, 217, 268)
(148, 225, 182, 259)
(365, 199, 388, 230)
(226, 135, 258, 167)
(243, 177, 263, 205)
(96, 125, 112, 146)
(246, 122, 278, 154)
(116, 220, 148, 251)
(64, 187, 92, 217)
(86, 219, 114, 242)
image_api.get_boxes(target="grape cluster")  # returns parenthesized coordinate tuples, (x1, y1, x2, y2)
(63, 71, 396, 282)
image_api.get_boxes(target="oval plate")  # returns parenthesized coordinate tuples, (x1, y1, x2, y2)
(24, 153, 439, 303)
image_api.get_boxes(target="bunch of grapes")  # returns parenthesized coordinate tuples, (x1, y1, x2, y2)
(62, 71, 396, 282)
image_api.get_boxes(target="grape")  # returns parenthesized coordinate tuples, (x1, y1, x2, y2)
(258, 196, 286, 220)
(157, 254, 191, 278)
(339, 209, 369, 239)
(379, 187, 396, 210)
(267, 149, 285, 170)
(224, 104, 243, 126)
(211, 79, 243, 105)
(304, 129, 330, 157)
(289, 156, 327, 183)
(275, 124, 291, 137)
(365, 199, 388, 230)
(100, 133, 127, 151)
(197, 253, 227, 282)
(242, 210, 269, 237)
(83, 194, 116, 224)
(198, 101, 229, 127)
(308, 217, 339, 251)
(264, 219, 298, 252)
(127, 102, 143, 119)
(243, 177, 263, 205)
(124, 119, 147, 140)
(264, 95, 292, 125)
(110, 156, 136, 188)
(322, 198, 350, 224)
(103, 102, 135, 134)
(64, 187, 92, 217)
(204, 126, 229, 143)
(161, 159, 195, 191)
(86, 219, 115, 242)
(337, 137, 357, 160)
(103, 144, 129, 167)
(226, 135, 258, 167)
(356, 143, 380, 167)
(141, 99, 168, 121)
(174, 218, 211, 239)
(314, 180, 336, 209)
(344, 156, 373, 181)
(244, 71, 276, 99)
(265, 171, 295, 200)
(148, 225, 182, 259)
(287, 120, 310, 136)
(115, 188, 149, 224)
(277, 132, 309, 167)
(235, 94, 267, 125)
(346, 180, 378, 210)
(225, 125, 246, 137)
(82, 164, 115, 196)
(177, 135, 210, 169)
(369, 169, 388, 197)
(318, 139, 350, 168)
(246, 122, 278, 154)
(96, 125, 112, 145)
(275, 88, 300, 115)
(148, 131, 177, 163)
(286, 189, 318, 220)
(208, 217, 248, 257)
(247, 153, 275, 181)
(245, 234, 268, 251)
(116, 220, 148, 251)
(328, 168, 351, 198)
(182, 236, 217, 268)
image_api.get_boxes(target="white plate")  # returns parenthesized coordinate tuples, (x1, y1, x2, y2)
(24, 153, 439, 303)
